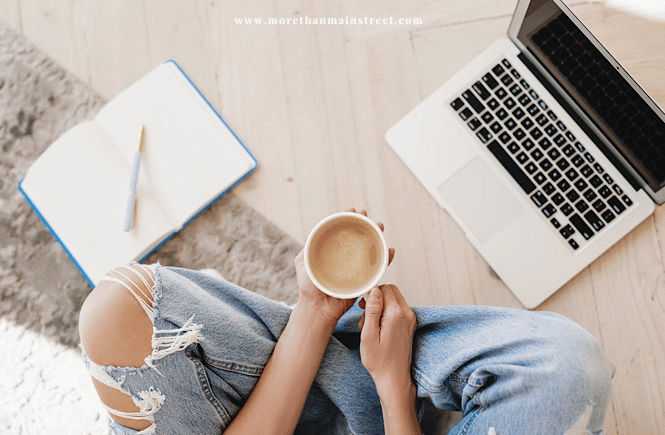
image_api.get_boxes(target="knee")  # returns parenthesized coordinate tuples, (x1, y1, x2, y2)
(538, 313, 614, 399)
(79, 265, 156, 368)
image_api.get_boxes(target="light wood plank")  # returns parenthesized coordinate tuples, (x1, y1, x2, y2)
(0, 0, 22, 31)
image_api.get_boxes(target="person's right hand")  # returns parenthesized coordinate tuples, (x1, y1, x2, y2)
(359, 284, 417, 405)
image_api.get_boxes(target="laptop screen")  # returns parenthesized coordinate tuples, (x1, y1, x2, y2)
(514, 0, 665, 192)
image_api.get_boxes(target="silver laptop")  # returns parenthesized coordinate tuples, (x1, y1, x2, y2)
(386, 0, 664, 308)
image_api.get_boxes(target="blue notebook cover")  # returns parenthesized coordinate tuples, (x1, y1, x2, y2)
(18, 60, 257, 287)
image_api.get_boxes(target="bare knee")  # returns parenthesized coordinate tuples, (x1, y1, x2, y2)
(79, 265, 156, 430)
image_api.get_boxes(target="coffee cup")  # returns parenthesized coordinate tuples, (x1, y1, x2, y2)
(304, 212, 389, 299)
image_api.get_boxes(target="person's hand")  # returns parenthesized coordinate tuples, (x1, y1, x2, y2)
(293, 208, 396, 327)
(359, 284, 417, 405)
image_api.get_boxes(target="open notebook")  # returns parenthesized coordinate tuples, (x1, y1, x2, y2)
(19, 61, 257, 286)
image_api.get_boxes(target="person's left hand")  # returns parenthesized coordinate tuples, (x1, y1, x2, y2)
(294, 208, 396, 327)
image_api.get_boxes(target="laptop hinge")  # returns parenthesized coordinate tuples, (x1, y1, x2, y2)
(518, 52, 642, 191)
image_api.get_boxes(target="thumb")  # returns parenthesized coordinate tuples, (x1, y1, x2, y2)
(361, 287, 383, 339)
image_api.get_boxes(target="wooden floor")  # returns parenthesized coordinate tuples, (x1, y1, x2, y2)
(3, 0, 663, 433)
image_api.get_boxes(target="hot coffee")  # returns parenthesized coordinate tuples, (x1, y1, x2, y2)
(307, 215, 385, 295)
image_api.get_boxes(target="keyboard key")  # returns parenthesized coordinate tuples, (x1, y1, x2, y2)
(492, 64, 505, 77)
(451, 98, 464, 110)
(504, 97, 516, 110)
(490, 121, 502, 134)
(569, 214, 594, 240)
(599, 185, 612, 198)
(529, 89, 539, 100)
(540, 158, 553, 171)
(531, 149, 544, 161)
(584, 210, 605, 232)
(531, 191, 547, 207)
(525, 162, 538, 174)
(518, 94, 531, 106)
(560, 224, 575, 239)
(509, 83, 522, 96)
(574, 178, 588, 191)
(556, 121, 567, 131)
(527, 104, 540, 116)
(622, 195, 633, 206)
(547, 148, 561, 160)
(501, 74, 514, 86)
(495, 87, 508, 99)
(487, 140, 536, 194)
(551, 217, 561, 228)
(482, 111, 494, 123)
(561, 203, 574, 216)
(601, 209, 616, 223)
(547, 109, 557, 120)
(468, 118, 482, 131)
(566, 190, 580, 203)
(538, 100, 548, 110)
(488, 98, 500, 110)
(513, 107, 525, 119)
(554, 134, 566, 146)
(499, 131, 512, 144)
(549, 169, 563, 182)
(536, 114, 549, 126)
(542, 204, 556, 217)
(566, 131, 576, 142)
(517, 151, 529, 163)
(592, 199, 606, 212)
(612, 184, 623, 195)
(594, 163, 604, 173)
(459, 107, 473, 121)
(513, 128, 526, 140)
(545, 124, 558, 137)
(505, 118, 517, 130)
(496, 108, 508, 120)
(482, 73, 500, 89)
(520, 79, 530, 89)
(565, 168, 579, 181)
(608, 196, 626, 215)
(507, 142, 520, 154)
(473, 81, 491, 100)
(575, 199, 589, 213)
(543, 182, 556, 195)
(463, 89, 485, 114)
(557, 179, 571, 192)
(534, 172, 547, 184)
(572, 155, 585, 167)
(522, 138, 535, 151)
(511, 69, 521, 79)
(552, 192, 565, 205)
(580, 164, 593, 177)
(556, 158, 570, 171)
(574, 142, 585, 153)
(502, 59, 512, 68)
(476, 127, 492, 143)
(562, 144, 576, 157)
(584, 152, 594, 163)
(539, 138, 552, 150)
(589, 175, 603, 188)
(583, 189, 597, 202)
(530, 127, 543, 140)
(521, 117, 535, 130)
(569, 239, 580, 250)
(603, 174, 614, 185)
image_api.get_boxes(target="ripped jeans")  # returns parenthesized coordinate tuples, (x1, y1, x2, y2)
(81, 265, 614, 435)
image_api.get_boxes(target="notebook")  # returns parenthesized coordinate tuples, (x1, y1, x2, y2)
(385, 0, 664, 308)
(19, 60, 258, 286)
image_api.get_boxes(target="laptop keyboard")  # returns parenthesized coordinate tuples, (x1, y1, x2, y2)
(449, 58, 634, 250)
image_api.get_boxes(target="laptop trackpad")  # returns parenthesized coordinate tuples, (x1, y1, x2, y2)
(437, 157, 524, 244)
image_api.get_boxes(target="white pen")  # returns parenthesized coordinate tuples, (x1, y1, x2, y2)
(123, 125, 145, 231)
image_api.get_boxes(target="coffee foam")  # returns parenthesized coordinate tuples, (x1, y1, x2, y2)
(308, 216, 383, 294)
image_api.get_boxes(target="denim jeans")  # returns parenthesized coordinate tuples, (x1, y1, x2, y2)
(82, 265, 614, 435)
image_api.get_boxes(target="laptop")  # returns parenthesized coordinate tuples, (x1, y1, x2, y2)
(385, 0, 665, 308)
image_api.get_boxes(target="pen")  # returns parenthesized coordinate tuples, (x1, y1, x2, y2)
(123, 125, 145, 231)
